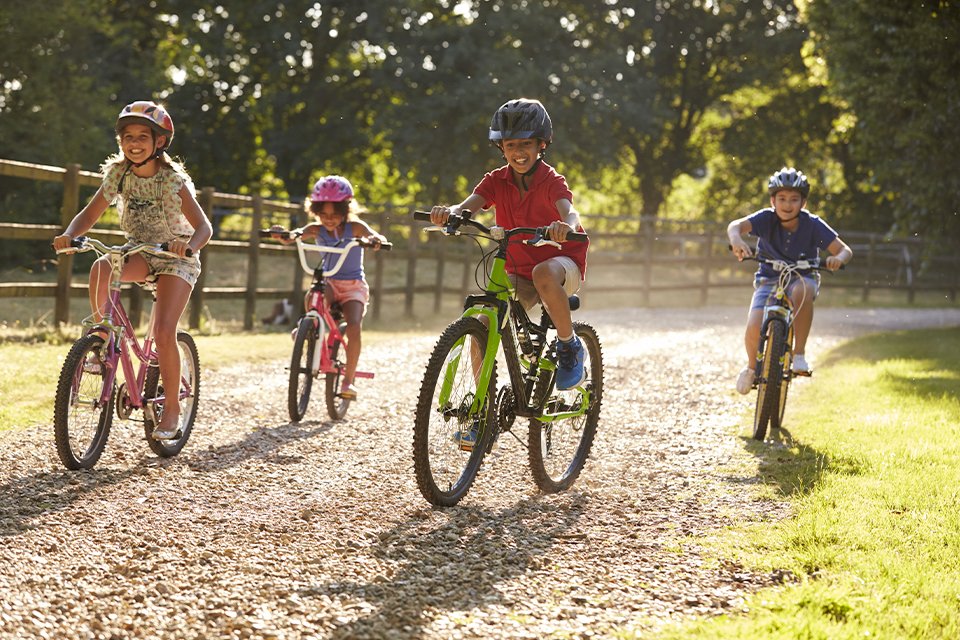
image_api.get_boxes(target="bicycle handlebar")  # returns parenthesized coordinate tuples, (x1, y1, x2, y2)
(57, 236, 193, 259)
(259, 228, 392, 251)
(412, 210, 589, 244)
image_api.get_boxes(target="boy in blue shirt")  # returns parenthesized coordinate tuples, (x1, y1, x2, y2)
(727, 167, 853, 394)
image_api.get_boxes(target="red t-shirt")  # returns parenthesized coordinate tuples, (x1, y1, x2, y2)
(473, 162, 589, 280)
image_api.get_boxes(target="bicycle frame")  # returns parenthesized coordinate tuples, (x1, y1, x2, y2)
(64, 238, 190, 417)
(294, 238, 374, 380)
(426, 214, 591, 423)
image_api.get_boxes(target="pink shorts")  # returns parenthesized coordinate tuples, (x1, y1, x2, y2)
(327, 278, 370, 309)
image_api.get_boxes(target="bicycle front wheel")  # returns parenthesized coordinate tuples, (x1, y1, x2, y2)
(53, 334, 114, 470)
(753, 319, 786, 441)
(143, 331, 200, 457)
(413, 317, 496, 507)
(324, 321, 350, 420)
(528, 322, 604, 493)
(772, 345, 792, 431)
(289, 316, 317, 422)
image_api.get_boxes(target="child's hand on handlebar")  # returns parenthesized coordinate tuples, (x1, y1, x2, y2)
(165, 238, 193, 258)
(546, 220, 573, 243)
(824, 255, 845, 271)
(52, 233, 75, 252)
(429, 205, 454, 226)
(730, 240, 753, 261)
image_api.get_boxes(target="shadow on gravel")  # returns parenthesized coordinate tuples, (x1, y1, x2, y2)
(0, 466, 135, 538)
(184, 420, 337, 472)
(301, 493, 588, 639)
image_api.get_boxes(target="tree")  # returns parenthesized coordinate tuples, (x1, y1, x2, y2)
(806, 0, 960, 250)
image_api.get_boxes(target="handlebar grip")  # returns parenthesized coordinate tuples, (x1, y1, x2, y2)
(566, 231, 588, 242)
(379, 242, 393, 251)
(413, 211, 433, 222)
(159, 242, 194, 258)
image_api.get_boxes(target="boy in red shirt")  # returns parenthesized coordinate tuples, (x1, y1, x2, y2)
(430, 98, 589, 390)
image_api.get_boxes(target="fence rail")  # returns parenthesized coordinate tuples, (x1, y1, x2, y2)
(2, 158, 958, 330)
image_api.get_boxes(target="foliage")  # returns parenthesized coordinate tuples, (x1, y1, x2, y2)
(805, 0, 960, 251)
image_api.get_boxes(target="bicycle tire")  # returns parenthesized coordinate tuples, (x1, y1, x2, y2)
(772, 345, 792, 431)
(325, 321, 350, 420)
(53, 334, 114, 470)
(528, 322, 603, 493)
(288, 316, 317, 422)
(143, 331, 200, 457)
(413, 317, 496, 507)
(753, 319, 786, 441)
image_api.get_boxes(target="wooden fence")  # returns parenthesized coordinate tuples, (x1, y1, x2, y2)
(2, 157, 958, 331)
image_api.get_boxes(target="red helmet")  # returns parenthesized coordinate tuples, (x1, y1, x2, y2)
(310, 175, 354, 202)
(116, 101, 175, 150)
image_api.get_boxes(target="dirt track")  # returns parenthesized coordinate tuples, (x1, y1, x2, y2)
(2, 307, 958, 639)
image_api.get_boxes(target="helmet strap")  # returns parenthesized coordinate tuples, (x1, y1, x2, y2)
(515, 157, 543, 191)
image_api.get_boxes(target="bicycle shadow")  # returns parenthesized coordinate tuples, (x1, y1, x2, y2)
(732, 429, 867, 498)
(298, 493, 588, 639)
(183, 419, 337, 472)
(0, 465, 135, 538)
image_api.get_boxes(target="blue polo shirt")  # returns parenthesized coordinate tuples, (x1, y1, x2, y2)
(747, 208, 838, 279)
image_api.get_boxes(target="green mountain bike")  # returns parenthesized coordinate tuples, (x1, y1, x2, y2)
(411, 210, 603, 506)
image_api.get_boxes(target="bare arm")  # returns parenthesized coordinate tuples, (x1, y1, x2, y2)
(174, 184, 213, 257)
(351, 218, 388, 248)
(429, 193, 487, 225)
(52, 188, 111, 250)
(727, 216, 754, 260)
(547, 198, 581, 242)
(825, 237, 853, 271)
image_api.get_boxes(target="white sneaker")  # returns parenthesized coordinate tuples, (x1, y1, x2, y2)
(792, 354, 811, 374)
(736, 368, 755, 394)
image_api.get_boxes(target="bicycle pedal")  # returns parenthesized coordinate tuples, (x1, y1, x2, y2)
(793, 370, 813, 377)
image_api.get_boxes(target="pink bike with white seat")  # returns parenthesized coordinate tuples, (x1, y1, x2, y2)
(260, 228, 391, 421)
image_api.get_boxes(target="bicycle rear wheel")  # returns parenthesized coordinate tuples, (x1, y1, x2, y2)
(288, 316, 317, 422)
(528, 322, 603, 493)
(324, 321, 350, 420)
(413, 317, 496, 507)
(143, 331, 200, 457)
(753, 319, 786, 441)
(53, 334, 114, 470)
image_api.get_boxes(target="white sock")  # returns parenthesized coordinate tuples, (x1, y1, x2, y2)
(559, 333, 574, 342)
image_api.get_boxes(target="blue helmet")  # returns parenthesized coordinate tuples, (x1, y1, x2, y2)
(767, 167, 810, 199)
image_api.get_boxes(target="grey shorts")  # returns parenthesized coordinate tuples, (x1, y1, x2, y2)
(139, 252, 202, 288)
(509, 256, 582, 311)
(751, 273, 819, 310)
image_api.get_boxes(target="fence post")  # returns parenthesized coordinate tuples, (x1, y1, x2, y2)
(905, 245, 916, 304)
(371, 209, 387, 322)
(861, 233, 875, 303)
(433, 232, 446, 314)
(641, 216, 654, 306)
(244, 195, 264, 330)
(405, 215, 417, 318)
(290, 205, 304, 313)
(700, 234, 712, 306)
(189, 186, 216, 330)
(55, 164, 81, 325)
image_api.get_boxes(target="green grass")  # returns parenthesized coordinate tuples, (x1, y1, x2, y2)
(649, 327, 960, 639)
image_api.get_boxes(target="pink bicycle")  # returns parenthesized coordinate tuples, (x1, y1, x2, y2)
(53, 237, 200, 470)
(260, 229, 391, 421)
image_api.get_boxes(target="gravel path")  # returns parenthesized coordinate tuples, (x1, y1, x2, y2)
(1, 307, 958, 639)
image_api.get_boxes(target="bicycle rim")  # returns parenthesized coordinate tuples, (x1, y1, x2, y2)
(53, 334, 114, 470)
(288, 317, 316, 422)
(144, 332, 200, 457)
(413, 317, 495, 506)
(528, 322, 603, 493)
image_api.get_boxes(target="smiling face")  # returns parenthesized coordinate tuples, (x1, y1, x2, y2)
(501, 137, 545, 174)
(118, 123, 163, 165)
(312, 201, 347, 232)
(770, 188, 805, 225)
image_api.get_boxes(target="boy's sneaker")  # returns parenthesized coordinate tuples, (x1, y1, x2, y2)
(792, 354, 811, 375)
(736, 367, 755, 394)
(555, 337, 586, 390)
(452, 424, 480, 452)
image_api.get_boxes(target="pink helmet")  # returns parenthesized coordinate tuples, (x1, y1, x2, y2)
(116, 100, 175, 149)
(310, 175, 354, 202)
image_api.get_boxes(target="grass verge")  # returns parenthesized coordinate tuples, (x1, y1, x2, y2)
(654, 327, 960, 639)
